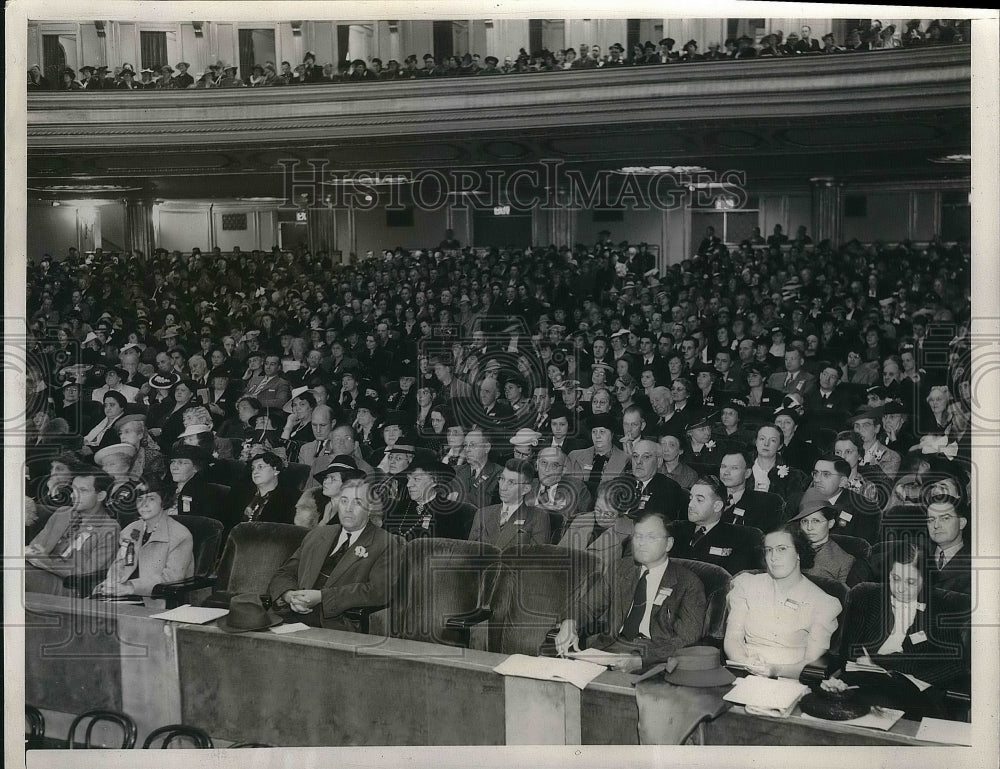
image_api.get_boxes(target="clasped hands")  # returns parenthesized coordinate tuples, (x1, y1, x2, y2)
(282, 589, 322, 614)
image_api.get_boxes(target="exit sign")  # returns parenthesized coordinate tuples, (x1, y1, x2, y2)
(296, 211, 308, 222)
(493, 205, 511, 216)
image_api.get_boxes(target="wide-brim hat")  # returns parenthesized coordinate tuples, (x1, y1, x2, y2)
(94, 442, 138, 466)
(178, 423, 213, 439)
(115, 413, 146, 429)
(283, 385, 314, 413)
(216, 593, 283, 634)
(661, 646, 735, 688)
(169, 443, 213, 465)
(314, 455, 365, 482)
(685, 410, 717, 432)
(588, 412, 617, 432)
(149, 372, 180, 390)
(790, 497, 838, 522)
(510, 428, 542, 448)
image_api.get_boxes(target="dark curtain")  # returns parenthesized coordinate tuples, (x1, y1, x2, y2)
(238, 30, 255, 81)
(433, 21, 454, 60)
(140, 31, 168, 71)
(42, 35, 65, 86)
(626, 19, 641, 51)
(528, 20, 543, 54)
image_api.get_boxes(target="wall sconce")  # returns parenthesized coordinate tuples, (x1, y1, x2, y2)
(94, 21, 106, 37)
(192, 22, 204, 37)
(291, 21, 303, 37)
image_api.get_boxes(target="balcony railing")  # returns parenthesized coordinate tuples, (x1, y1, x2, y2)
(26, 47, 970, 150)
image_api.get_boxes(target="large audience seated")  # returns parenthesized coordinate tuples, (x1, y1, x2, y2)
(23, 217, 974, 720)
(27, 18, 970, 92)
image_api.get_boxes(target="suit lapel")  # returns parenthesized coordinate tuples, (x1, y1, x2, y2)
(303, 525, 340, 586)
(328, 524, 374, 584)
(613, 557, 641, 631)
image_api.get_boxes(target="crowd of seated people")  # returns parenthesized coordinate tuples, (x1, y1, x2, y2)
(23, 219, 973, 719)
(27, 18, 970, 91)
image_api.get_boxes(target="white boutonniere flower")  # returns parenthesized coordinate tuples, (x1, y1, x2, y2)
(705, 440, 716, 450)
(776, 465, 790, 478)
(354, 545, 368, 558)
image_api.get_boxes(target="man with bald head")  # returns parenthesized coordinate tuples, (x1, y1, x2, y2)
(623, 439, 689, 520)
(299, 404, 338, 487)
(529, 446, 593, 526)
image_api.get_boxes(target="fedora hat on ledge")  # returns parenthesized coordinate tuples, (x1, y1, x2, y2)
(661, 646, 736, 688)
(216, 593, 283, 634)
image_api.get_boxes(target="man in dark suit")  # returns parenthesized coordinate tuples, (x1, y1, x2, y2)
(553, 511, 707, 671)
(468, 459, 551, 548)
(717, 450, 785, 531)
(926, 497, 971, 593)
(472, 375, 514, 431)
(804, 361, 854, 426)
(529, 447, 593, 525)
(803, 456, 882, 544)
(455, 428, 503, 510)
(623, 439, 689, 521)
(670, 476, 764, 575)
(269, 478, 402, 630)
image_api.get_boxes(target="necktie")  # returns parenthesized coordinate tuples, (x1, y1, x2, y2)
(937, 550, 945, 570)
(784, 373, 793, 387)
(312, 535, 351, 590)
(538, 485, 549, 502)
(689, 525, 707, 548)
(620, 569, 648, 641)
(587, 454, 609, 492)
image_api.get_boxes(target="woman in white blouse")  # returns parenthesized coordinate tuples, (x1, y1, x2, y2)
(725, 523, 842, 679)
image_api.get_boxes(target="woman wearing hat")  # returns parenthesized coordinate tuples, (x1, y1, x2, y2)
(294, 455, 366, 528)
(724, 522, 842, 680)
(116, 413, 167, 480)
(772, 406, 818, 475)
(81, 391, 131, 454)
(91, 366, 139, 404)
(830, 541, 968, 718)
(92, 475, 194, 602)
(218, 395, 266, 455)
(149, 379, 201, 451)
(353, 397, 383, 464)
(280, 387, 316, 463)
(832, 430, 893, 511)
(233, 452, 298, 525)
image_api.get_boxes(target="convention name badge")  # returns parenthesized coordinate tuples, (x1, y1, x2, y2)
(909, 630, 928, 645)
(583, 464, 593, 470)
(653, 587, 673, 606)
(709, 546, 733, 556)
(838, 511, 853, 523)
(181, 495, 192, 513)
(421, 516, 432, 530)
(514, 520, 526, 526)
(733, 507, 746, 517)
(783, 598, 801, 611)
(639, 494, 651, 509)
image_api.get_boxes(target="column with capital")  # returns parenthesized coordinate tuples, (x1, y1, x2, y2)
(124, 198, 154, 257)
(810, 177, 842, 247)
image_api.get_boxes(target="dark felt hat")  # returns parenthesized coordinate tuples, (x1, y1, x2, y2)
(216, 593, 283, 634)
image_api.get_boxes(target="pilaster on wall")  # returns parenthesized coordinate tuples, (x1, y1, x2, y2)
(124, 198, 155, 256)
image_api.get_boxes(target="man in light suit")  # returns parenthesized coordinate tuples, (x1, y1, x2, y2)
(554, 510, 707, 670)
(25, 464, 121, 595)
(467, 459, 551, 548)
(269, 478, 402, 630)
(567, 413, 630, 498)
(245, 354, 292, 410)
(766, 348, 817, 396)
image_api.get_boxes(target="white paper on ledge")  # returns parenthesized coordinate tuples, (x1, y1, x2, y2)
(270, 622, 311, 634)
(493, 654, 607, 690)
(915, 717, 973, 746)
(149, 605, 230, 624)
